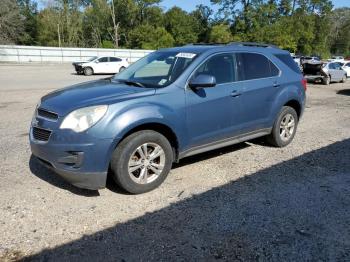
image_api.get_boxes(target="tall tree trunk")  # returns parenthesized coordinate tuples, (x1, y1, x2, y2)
(110, 0, 119, 48)
(292, 0, 296, 14)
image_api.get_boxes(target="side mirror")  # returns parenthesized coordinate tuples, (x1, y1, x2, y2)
(189, 74, 216, 89)
(95, 60, 99, 63)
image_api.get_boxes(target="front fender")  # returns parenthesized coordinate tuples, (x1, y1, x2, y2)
(96, 102, 186, 149)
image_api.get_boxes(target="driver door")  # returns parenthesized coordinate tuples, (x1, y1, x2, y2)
(185, 53, 244, 148)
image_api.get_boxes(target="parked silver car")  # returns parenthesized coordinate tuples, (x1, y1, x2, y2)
(303, 61, 347, 85)
(322, 62, 347, 84)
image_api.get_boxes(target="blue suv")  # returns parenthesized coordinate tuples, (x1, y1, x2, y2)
(30, 43, 306, 194)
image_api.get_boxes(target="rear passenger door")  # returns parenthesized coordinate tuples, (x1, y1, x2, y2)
(109, 57, 122, 73)
(235, 52, 280, 132)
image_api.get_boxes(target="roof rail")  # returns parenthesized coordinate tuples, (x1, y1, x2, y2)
(185, 43, 226, 46)
(228, 42, 277, 48)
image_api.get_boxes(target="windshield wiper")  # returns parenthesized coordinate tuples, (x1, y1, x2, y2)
(118, 79, 145, 88)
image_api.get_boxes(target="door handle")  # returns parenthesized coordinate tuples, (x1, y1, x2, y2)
(231, 90, 241, 97)
(273, 82, 280, 87)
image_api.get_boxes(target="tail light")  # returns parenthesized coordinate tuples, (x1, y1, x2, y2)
(301, 78, 307, 91)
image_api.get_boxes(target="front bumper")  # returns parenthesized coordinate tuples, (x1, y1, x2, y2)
(30, 128, 115, 190)
(73, 64, 83, 73)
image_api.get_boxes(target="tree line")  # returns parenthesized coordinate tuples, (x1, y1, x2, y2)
(0, 0, 349, 58)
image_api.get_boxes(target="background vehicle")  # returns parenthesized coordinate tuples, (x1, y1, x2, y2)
(342, 61, 350, 77)
(291, 55, 301, 68)
(300, 56, 320, 65)
(30, 43, 306, 194)
(303, 61, 347, 85)
(72, 56, 129, 76)
(328, 56, 345, 63)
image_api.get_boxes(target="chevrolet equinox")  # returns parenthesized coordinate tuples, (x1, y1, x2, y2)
(30, 42, 306, 194)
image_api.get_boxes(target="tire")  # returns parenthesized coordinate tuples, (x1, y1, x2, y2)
(341, 74, 347, 83)
(83, 67, 93, 76)
(267, 106, 298, 147)
(323, 76, 330, 85)
(110, 130, 173, 194)
(119, 66, 126, 73)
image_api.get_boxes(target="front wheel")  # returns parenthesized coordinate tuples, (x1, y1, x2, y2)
(111, 130, 173, 194)
(323, 76, 330, 85)
(267, 106, 298, 147)
(83, 67, 93, 76)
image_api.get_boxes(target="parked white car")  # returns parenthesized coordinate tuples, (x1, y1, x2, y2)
(72, 56, 129, 76)
(328, 56, 345, 63)
(342, 61, 350, 77)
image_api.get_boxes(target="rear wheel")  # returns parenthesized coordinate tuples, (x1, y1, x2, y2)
(119, 66, 126, 73)
(267, 106, 298, 147)
(111, 130, 173, 194)
(341, 74, 347, 83)
(83, 67, 93, 76)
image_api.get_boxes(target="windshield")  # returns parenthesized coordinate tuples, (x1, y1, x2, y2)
(114, 51, 198, 88)
(88, 56, 98, 62)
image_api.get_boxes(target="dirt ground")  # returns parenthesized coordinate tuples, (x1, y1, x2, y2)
(0, 64, 349, 261)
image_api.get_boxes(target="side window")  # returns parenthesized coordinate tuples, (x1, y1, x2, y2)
(270, 62, 280, 76)
(346, 63, 350, 67)
(328, 63, 335, 69)
(98, 57, 108, 63)
(194, 53, 235, 84)
(110, 57, 122, 62)
(275, 54, 300, 74)
(237, 53, 279, 80)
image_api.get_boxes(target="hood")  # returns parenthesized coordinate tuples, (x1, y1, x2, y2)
(40, 79, 155, 116)
(72, 61, 87, 65)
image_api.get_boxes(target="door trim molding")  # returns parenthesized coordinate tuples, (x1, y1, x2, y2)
(179, 128, 272, 159)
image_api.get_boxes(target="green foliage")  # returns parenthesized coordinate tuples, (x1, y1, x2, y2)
(37, 8, 60, 46)
(17, 0, 38, 45)
(128, 24, 174, 49)
(0, 0, 23, 44)
(164, 7, 199, 45)
(209, 24, 232, 43)
(101, 40, 115, 48)
(2, 0, 349, 57)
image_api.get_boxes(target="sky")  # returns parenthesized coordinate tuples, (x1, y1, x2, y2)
(161, 0, 350, 11)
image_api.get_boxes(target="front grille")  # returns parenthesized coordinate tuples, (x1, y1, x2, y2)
(32, 127, 51, 142)
(37, 108, 58, 120)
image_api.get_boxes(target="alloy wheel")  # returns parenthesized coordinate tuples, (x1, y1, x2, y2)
(279, 113, 295, 142)
(128, 142, 165, 184)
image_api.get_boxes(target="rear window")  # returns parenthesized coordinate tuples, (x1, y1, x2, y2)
(236, 53, 280, 81)
(275, 54, 301, 74)
(110, 57, 122, 62)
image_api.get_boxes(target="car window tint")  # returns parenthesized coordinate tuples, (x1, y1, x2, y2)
(195, 54, 235, 84)
(237, 53, 278, 80)
(275, 54, 301, 74)
(328, 63, 335, 69)
(110, 57, 122, 62)
(270, 62, 280, 76)
(98, 57, 108, 63)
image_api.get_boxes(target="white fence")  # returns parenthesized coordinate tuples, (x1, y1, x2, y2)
(0, 45, 154, 63)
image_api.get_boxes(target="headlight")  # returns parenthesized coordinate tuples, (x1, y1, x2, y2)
(60, 105, 108, 132)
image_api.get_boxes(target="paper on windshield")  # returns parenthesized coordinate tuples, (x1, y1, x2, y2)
(175, 53, 196, 59)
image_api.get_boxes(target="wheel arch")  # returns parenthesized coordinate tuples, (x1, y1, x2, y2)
(116, 122, 180, 162)
(284, 99, 302, 119)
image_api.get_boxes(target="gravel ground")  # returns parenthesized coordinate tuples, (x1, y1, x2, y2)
(0, 64, 349, 261)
